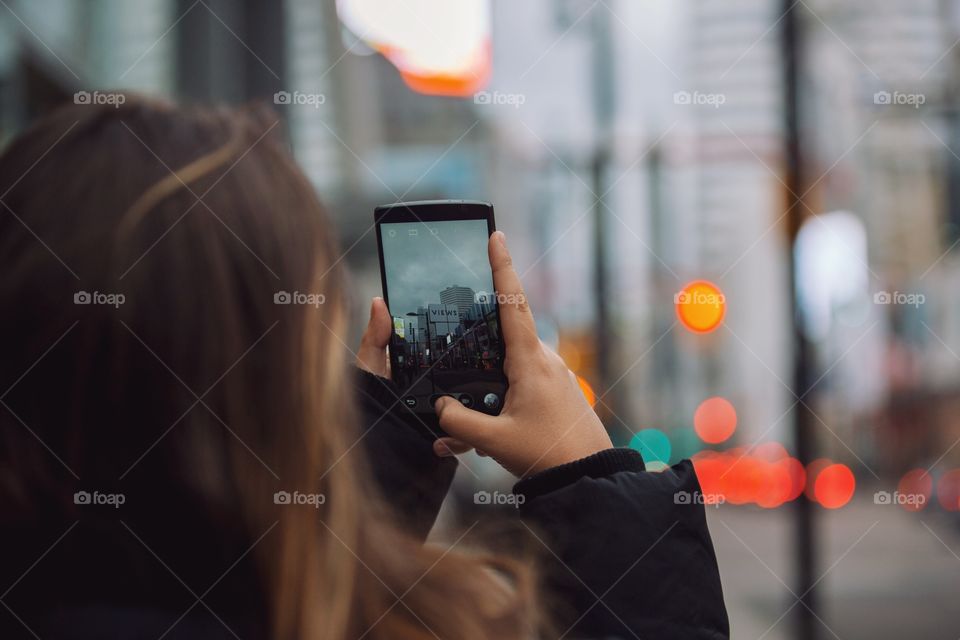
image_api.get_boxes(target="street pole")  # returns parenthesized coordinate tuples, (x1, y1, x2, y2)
(591, 2, 617, 436)
(781, 3, 818, 639)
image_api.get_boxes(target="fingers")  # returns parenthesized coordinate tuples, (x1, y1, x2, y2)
(434, 396, 498, 449)
(433, 437, 473, 457)
(356, 297, 392, 377)
(488, 231, 539, 356)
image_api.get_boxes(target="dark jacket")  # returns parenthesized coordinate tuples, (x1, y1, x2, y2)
(1, 370, 728, 639)
(358, 369, 730, 640)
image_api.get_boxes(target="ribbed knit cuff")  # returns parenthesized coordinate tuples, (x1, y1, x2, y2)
(354, 367, 402, 409)
(514, 448, 645, 502)
(353, 367, 446, 440)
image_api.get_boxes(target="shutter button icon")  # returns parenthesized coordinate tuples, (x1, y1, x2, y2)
(482, 393, 500, 410)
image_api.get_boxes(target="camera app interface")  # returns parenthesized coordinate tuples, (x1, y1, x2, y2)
(381, 219, 505, 412)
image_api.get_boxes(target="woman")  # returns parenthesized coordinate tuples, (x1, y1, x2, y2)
(0, 97, 728, 639)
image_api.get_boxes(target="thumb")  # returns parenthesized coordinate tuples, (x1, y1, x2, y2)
(357, 297, 391, 376)
(434, 396, 498, 449)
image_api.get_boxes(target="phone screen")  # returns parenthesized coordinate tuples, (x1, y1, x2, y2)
(379, 217, 506, 414)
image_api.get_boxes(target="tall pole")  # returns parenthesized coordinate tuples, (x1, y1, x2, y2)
(591, 2, 617, 436)
(781, 3, 818, 639)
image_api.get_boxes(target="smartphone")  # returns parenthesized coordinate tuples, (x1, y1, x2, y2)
(374, 200, 507, 415)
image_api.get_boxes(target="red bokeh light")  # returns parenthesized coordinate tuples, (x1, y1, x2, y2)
(694, 397, 738, 444)
(813, 463, 856, 509)
(754, 441, 788, 462)
(691, 444, 804, 509)
(695, 453, 854, 509)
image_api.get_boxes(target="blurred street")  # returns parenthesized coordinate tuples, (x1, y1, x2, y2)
(711, 500, 960, 639)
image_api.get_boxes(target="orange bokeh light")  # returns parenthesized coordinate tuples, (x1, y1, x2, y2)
(813, 463, 856, 509)
(576, 374, 597, 407)
(694, 397, 737, 444)
(337, 0, 491, 98)
(396, 47, 491, 96)
(676, 280, 726, 333)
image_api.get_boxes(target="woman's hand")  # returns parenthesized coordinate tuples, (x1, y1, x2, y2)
(432, 231, 613, 478)
(356, 296, 476, 456)
(356, 297, 392, 378)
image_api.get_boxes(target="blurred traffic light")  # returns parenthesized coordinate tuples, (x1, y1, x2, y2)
(675, 280, 726, 334)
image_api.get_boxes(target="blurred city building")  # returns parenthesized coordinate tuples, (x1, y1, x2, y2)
(3, 0, 960, 475)
(4, 0, 960, 494)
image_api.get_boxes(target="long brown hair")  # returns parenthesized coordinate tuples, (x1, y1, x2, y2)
(0, 96, 538, 639)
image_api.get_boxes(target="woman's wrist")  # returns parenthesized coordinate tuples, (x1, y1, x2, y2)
(513, 448, 645, 502)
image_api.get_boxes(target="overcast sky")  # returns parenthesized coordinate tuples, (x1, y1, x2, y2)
(381, 220, 493, 323)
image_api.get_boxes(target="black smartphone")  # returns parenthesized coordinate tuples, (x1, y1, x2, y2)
(374, 200, 507, 415)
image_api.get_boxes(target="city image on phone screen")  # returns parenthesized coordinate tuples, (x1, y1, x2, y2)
(378, 212, 506, 414)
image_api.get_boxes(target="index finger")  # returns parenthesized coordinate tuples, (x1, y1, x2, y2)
(489, 231, 539, 355)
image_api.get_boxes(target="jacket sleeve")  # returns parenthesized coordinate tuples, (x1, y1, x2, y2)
(353, 368, 457, 540)
(514, 449, 729, 640)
